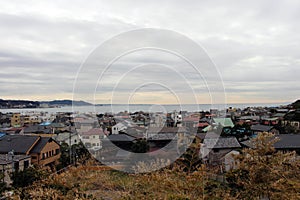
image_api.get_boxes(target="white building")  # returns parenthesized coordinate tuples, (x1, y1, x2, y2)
(79, 128, 108, 150)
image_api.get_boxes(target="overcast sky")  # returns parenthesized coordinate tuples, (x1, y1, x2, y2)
(0, 0, 299, 104)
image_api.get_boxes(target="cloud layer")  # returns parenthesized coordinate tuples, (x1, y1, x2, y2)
(0, 0, 299, 104)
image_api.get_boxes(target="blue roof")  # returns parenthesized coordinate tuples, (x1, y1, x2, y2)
(40, 122, 52, 126)
(0, 132, 6, 138)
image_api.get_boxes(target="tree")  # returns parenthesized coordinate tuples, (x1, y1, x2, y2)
(176, 137, 202, 173)
(226, 132, 300, 199)
(0, 172, 7, 194)
(57, 142, 91, 170)
(131, 139, 149, 153)
(11, 167, 46, 188)
(56, 142, 71, 170)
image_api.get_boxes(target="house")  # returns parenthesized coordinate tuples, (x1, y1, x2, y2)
(1, 127, 24, 135)
(24, 125, 53, 135)
(105, 134, 137, 151)
(74, 117, 99, 133)
(0, 132, 5, 138)
(97, 134, 136, 164)
(52, 132, 80, 146)
(79, 128, 108, 150)
(146, 127, 188, 139)
(273, 134, 300, 155)
(200, 133, 241, 166)
(212, 118, 234, 128)
(250, 124, 278, 134)
(272, 113, 286, 120)
(150, 113, 166, 127)
(182, 116, 200, 129)
(10, 113, 21, 127)
(30, 137, 61, 167)
(112, 122, 127, 135)
(0, 135, 61, 168)
(125, 127, 146, 139)
(0, 154, 31, 184)
(50, 123, 67, 133)
(276, 108, 289, 113)
(22, 115, 40, 126)
(146, 127, 189, 151)
(238, 115, 260, 125)
(261, 117, 279, 126)
(282, 110, 300, 132)
(241, 134, 300, 156)
(0, 113, 11, 128)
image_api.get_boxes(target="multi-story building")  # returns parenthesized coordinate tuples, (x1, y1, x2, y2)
(10, 113, 21, 127)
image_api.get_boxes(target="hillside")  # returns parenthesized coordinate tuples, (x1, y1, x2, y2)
(0, 99, 40, 108)
(291, 99, 300, 109)
(42, 100, 93, 106)
(4, 133, 300, 200)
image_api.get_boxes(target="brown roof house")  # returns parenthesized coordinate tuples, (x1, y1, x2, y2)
(0, 135, 61, 169)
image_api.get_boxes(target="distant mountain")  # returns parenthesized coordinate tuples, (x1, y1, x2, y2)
(0, 99, 40, 108)
(42, 100, 93, 106)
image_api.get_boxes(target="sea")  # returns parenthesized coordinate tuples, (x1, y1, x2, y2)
(0, 103, 287, 114)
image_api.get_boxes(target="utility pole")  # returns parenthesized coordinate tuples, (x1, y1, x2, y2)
(69, 126, 72, 165)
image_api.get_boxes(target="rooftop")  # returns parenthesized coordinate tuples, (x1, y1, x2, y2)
(250, 124, 274, 132)
(0, 135, 40, 154)
(203, 137, 241, 149)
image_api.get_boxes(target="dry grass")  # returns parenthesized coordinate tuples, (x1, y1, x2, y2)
(9, 160, 211, 200)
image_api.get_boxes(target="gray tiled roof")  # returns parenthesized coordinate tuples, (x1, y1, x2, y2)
(0, 135, 39, 154)
(274, 134, 300, 149)
(107, 134, 136, 142)
(251, 124, 274, 132)
(24, 125, 52, 134)
(30, 137, 58, 153)
(147, 127, 187, 134)
(203, 137, 241, 149)
(241, 134, 300, 149)
(149, 133, 177, 140)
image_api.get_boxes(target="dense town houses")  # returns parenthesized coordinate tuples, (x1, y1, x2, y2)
(0, 99, 299, 186)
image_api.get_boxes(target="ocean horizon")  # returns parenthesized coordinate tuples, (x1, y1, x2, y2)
(0, 102, 288, 114)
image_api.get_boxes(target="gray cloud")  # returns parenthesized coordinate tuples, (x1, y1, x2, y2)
(0, 0, 299, 103)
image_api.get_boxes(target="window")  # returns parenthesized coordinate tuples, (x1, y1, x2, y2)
(14, 162, 19, 172)
(24, 160, 29, 169)
(55, 149, 60, 155)
(85, 143, 91, 148)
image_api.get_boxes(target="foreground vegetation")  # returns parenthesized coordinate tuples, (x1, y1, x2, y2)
(3, 133, 300, 200)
